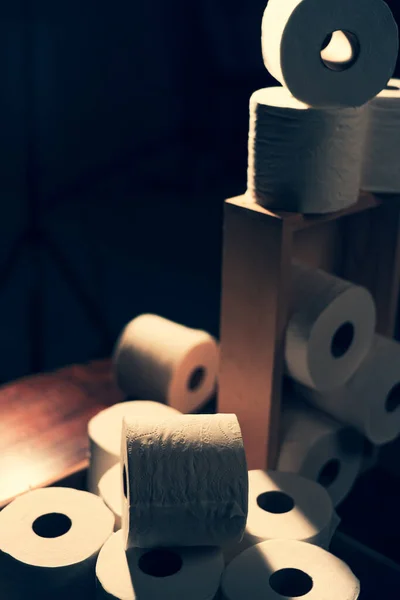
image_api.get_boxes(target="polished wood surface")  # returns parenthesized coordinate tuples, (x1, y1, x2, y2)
(218, 193, 400, 470)
(0, 360, 123, 508)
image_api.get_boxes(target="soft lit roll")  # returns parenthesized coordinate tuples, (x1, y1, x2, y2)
(223, 470, 339, 565)
(261, 0, 398, 107)
(278, 403, 363, 506)
(286, 263, 376, 390)
(88, 400, 180, 493)
(0, 488, 114, 600)
(98, 464, 122, 531)
(113, 314, 219, 413)
(362, 79, 400, 193)
(122, 413, 248, 549)
(247, 87, 367, 213)
(295, 334, 400, 445)
(96, 530, 224, 600)
(221, 539, 360, 600)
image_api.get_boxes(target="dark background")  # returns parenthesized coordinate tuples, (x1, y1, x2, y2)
(1, 0, 400, 383)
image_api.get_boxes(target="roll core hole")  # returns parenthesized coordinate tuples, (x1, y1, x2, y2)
(123, 464, 128, 499)
(318, 459, 341, 488)
(331, 322, 354, 359)
(187, 366, 206, 391)
(269, 568, 313, 597)
(386, 382, 400, 413)
(138, 549, 183, 578)
(32, 513, 72, 538)
(320, 30, 360, 72)
(257, 491, 295, 514)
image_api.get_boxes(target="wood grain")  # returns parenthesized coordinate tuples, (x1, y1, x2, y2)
(218, 200, 292, 470)
(0, 360, 123, 508)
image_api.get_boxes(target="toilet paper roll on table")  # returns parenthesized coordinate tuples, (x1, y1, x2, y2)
(223, 470, 339, 565)
(278, 403, 363, 506)
(0, 487, 114, 600)
(261, 0, 398, 107)
(247, 87, 367, 213)
(122, 413, 248, 549)
(286, 264, 376, 391)
(362, 78, 400, 193)
(113, 314, 219, 413)
(96, 530, 224, 600)
(221, 539, 360, 600)
(99, 464, 123, 531)
(88, 400, 180, 494)
(295, 334, 400, 445)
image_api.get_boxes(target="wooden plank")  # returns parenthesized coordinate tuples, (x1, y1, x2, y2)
(0, 360, 123, 508)
(218, 200, 292, 470)
(340, 197, 400, 337)
(226, 193, 381, 233)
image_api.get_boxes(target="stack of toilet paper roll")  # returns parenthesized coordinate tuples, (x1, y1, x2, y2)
(246, 0, 398, 213)
(113, 314, 219, 414)
(96, 412, 248, 599)
(278, 261, 400, 505)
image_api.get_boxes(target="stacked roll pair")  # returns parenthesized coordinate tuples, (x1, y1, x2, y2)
(247, 0, 398, 213)
(113, 314, 219, 414)
(279, 261, 400, 503)
(221, 470, 360, 600)
(96, 413, 248, 599)
(88, 400, 182, 525)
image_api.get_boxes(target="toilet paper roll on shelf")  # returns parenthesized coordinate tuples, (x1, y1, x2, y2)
(223, 470, 340, 565)
(278, 403, 363, 507)
(0, 487, 114, 600)
(98, 464, 123, 531)
(96, 530, 224, 600)
(88, 400, 180, 494)
(221, 539, 360, 600)
(286, 263, 376, 391)
(122, 413, 248, 549)
(295, 334, 400, 445)
(247, 87, 367, 213)
(362, 78, 400, 193)
(261, 0, 398, 108)
(113, 314, 219, 413)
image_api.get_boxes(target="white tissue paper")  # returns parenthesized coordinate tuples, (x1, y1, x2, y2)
(122, 413, 248, 549)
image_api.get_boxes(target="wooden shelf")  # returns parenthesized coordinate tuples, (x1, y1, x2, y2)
(218, 193, 400, 470)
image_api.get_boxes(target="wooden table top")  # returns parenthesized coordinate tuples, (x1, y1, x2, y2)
(0, 359, 123, 508)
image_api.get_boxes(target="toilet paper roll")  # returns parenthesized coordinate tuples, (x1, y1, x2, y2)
(261, 0, 398, 108)
(295, 334, 400, 444)
(286, 263, 376, 390)
(0, 487, 114, 600)
(223, 470, 339, 565)
(247, 87, 367, 213)
(362, 79, 400, 193)
(88, 400, 180, 494)
(221, 539, 360, 600)
(122, 413, 248, 549)
(278, 403, 363, 506)
(96, 529, 224, 600)
(98, 464, 122, 531)
(113, 314, 219, 413)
